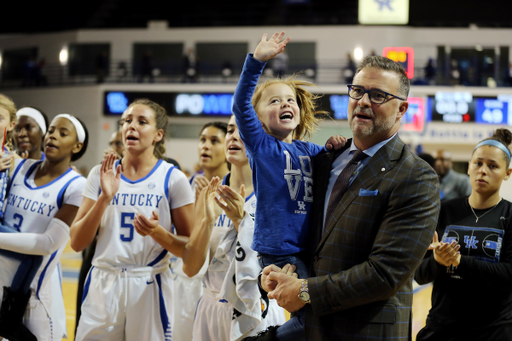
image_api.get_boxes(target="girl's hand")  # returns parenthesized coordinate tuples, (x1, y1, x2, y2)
(261, 263, 297, 293)
(428, 231, 442, 250)
(204, 177, 222, 223)
(432, 235, 460, 267)
(100, 152, 121, 200)
(254, 31, 291, 63)
(215, 184, 246, 229)
(134, 211, 160, 237)
(325, 135, 347, 151)
(0, 152, 13, 172)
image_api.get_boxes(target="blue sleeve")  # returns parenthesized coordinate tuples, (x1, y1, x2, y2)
(232, 54, 268, 154)
(309, 142, 327, 156)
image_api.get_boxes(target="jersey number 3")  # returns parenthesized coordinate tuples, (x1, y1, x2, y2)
(120, 212, 135, 242)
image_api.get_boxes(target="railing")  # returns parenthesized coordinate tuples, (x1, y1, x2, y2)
(1, 58, 510, 89)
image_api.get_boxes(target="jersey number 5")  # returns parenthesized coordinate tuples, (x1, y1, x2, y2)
(120, 212, 135, 242)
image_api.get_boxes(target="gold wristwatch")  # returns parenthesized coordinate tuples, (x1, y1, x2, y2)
(298, 279, 311, 304)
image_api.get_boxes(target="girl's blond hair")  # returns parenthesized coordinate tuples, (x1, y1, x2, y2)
(251, 75, 328, 141)
(0, 94, 17, 150)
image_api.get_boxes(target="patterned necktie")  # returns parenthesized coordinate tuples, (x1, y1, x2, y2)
(325, 150, 368, 226)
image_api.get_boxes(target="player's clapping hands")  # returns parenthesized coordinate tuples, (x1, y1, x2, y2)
(100, 152, 121, 200)
(253, 31, 291, 62)
(215, 184, 246, 230)
(430, 231, 461, 267)
(134, 211, 160, 237)
(204, 177, 222, 224)
(194, 175, 210, 203)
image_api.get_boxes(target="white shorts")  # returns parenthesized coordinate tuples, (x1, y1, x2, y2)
(192, 291, 233, 341)
(50, 264, 67, 340)
(24, 293, 55, 341)
(170, 256, 206, 341)
(0, 254, 55, 341)
(192, 288, 286, 341)
(75, 265, 173, 341)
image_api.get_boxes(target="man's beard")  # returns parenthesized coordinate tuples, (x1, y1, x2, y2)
(349, 108, 397, 137)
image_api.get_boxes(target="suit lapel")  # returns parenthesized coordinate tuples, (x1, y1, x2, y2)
(315, 135, 405, 254)
(310, 143, 350, 251)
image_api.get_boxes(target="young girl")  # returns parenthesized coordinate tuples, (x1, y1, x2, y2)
(415, 129, 512, 341)
(0, 110, 88, 341)
(192, 115, 286, 341)
(71, 99, 194, 341)
(232, 32, 344, 340)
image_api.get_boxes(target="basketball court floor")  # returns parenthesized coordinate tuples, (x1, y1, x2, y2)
(60, 242, 433, 341)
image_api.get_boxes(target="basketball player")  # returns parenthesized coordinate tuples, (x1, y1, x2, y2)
(0, 113, 88, 341)
(71, 99, 194, 341)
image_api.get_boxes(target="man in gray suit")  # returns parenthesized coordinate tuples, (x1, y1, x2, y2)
(262, 56, 440, 340)
(434, 149, 472, 201)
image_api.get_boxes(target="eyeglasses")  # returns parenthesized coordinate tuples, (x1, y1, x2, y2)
(347, 84, 406, 104)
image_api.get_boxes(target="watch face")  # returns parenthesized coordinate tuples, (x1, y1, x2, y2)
(299, 291, 310, 302)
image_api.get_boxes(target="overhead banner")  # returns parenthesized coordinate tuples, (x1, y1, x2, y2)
(358, 0, 409, 25)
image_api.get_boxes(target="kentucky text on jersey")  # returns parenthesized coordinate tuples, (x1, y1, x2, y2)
(6, 194, 57, 217)
(110, 193, 164, 207)
(216, 213, 232, 228)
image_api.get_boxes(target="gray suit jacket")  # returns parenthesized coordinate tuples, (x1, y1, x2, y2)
(305, 135, 440, 341)
(440, 169, 472, 201)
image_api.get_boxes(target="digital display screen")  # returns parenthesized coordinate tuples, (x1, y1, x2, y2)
(475, 98, 511, 125)
(430, 91, 475, 123)
(382, 47, 414, 79)
(105, 92, 234, 116)
(402, 97, 425, 132)
(104, 91, 348, 119)
(328, 95, 349, 120)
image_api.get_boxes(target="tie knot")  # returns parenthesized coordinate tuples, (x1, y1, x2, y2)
(350, 150, 367, 164)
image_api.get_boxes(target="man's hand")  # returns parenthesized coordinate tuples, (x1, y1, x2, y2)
(267, 271, 306, 313)
(253, 32, 291, 63)
(261, 264, 291, 292)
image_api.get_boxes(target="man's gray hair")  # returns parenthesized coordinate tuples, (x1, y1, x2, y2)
(355, 56, 410, 99)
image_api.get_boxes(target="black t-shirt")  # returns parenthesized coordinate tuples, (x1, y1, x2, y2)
(415, 197, 512, 332)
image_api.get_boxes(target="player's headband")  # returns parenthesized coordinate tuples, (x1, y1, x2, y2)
(16, 107, 47, 135)
(53, 114, 86, 143)
(474, 140, 511, 162)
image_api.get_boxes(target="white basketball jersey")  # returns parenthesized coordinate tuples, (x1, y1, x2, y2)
(3, 158, 85, 298)
(202, 192, 256, 293)
(83, 159, 194, 269)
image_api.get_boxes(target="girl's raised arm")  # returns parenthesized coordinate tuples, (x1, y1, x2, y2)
(253, 31, 291, 63)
